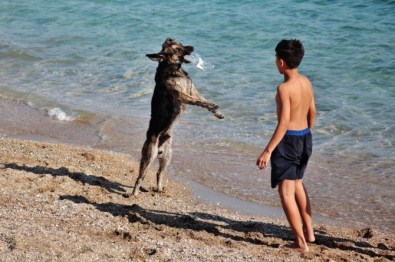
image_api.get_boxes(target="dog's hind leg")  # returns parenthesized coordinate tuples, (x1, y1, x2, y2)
(156, 133, 172, 193)
(131, 136, 159, 196)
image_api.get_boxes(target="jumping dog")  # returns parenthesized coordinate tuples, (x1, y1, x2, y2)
(130, 38, 224, 196)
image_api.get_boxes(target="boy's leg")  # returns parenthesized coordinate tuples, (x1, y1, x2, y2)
(295, 180, 315, 242)
(278, 180, 309, 252)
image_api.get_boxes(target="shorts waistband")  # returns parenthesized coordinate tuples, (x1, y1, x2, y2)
(285, 128, 310, 136)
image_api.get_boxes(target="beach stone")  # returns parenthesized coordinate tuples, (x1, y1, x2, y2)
(359, 227, 374, 238)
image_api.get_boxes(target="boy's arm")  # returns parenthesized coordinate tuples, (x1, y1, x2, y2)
(256, 85, 289, 169)
(308, 93, 316, 129)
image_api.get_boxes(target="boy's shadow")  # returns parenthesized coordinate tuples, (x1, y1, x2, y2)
(60, 195, 394, 260)
(3, 163, 128, 194)
(60, 194, 288, 247)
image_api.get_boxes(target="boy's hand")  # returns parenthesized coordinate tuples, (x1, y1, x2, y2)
(256, 150, 271, 169)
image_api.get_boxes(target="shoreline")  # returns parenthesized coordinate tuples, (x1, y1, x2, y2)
(174, 176, 341, 228)
(0, 137, 393, 261)
(1, 92, 394, 233)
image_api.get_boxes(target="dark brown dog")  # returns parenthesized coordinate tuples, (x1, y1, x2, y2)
(130, 38, 224, 196)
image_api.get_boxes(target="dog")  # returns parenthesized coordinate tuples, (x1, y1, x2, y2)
(130, 38, 224, 196)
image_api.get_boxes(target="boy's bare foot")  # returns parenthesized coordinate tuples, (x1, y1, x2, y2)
(304, 233, 315, 243)
(303, 228, 315, 243)
(297, 245, 310, 252)
(296, 241, 310, 252)
(306, 236, 315, 243)
(284, 242, 310, 252)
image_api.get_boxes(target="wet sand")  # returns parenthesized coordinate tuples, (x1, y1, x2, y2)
(0, 137, 393, 261)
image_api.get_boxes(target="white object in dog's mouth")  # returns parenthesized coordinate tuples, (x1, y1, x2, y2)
(185, 53, 212, 71)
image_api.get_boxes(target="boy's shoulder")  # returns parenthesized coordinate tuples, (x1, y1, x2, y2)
(277, 75, 313, 95)
(299, 74, 312, 83)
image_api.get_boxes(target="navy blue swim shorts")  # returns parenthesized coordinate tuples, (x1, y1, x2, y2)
(270, 128, 312, 188)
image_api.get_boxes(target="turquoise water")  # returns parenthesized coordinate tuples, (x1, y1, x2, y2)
(0, 0, 394, 232)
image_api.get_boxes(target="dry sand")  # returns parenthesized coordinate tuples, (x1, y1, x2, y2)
(0, 137, 393, 261)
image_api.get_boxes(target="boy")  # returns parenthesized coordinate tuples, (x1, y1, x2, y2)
(256, 39, 316, 252)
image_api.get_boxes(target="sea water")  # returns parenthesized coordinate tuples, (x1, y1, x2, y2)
(0, 0, 394, 232)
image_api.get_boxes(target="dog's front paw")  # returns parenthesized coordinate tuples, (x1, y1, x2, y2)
(214, 111, 224, 119)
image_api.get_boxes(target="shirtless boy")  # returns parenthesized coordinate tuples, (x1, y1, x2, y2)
(256, 39, 316, 252)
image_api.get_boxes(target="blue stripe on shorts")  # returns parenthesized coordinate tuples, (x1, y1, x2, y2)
(285, 128, 310, 136)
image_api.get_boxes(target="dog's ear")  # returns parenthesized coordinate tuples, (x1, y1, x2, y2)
(146, 53, 164, 62)
(164, 38, 174, 45)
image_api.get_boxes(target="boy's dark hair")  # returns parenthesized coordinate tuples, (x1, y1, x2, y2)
(275, 39, 304, 69)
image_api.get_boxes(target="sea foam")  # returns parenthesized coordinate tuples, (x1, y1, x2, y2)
(47, 108, 75, 121)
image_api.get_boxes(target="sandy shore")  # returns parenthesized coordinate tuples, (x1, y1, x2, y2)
(0, 137, 393, 261)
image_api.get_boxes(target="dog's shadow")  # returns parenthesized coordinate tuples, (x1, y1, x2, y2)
(2, 163, 128, 194)
(60, 195, 393, 259)
(59, 194, 287, 247)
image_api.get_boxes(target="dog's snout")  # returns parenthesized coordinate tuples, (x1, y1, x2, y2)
(184, 46, 194, 55)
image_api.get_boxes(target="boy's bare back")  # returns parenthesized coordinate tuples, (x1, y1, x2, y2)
(276, 74, 315, 131)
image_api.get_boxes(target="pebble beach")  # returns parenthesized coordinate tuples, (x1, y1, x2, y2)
(0, 137, 393, 261)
